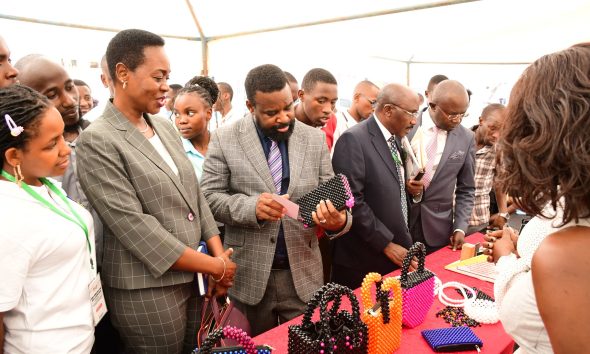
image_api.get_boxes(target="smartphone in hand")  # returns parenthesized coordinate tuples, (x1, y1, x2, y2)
(413, 170, 425, 181)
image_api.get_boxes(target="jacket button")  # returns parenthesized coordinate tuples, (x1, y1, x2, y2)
(270, 237, 276, 243)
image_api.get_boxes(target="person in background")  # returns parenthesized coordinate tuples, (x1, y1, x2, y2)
(161, 83, 182, 121)
(284, 71, 299, 103)
(0, 84, 94, 353)
(211, 82, 241, 130)
(295, 68, 338, 130)
(482, 42, 590, 354)
(75, 29, 236, 354)
(174, 76, 219, 181)
(84, 55, 113, 123)
(0, 36, 18, 88)
(74, 79, 94, 117)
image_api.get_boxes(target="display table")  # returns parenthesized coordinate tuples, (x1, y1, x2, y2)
(253, 233, 514, 353)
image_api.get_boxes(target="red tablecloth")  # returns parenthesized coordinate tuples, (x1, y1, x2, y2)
(253, 233, 514, 353)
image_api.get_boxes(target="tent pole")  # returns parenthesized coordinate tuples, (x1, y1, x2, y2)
(184, 0, 209, 76)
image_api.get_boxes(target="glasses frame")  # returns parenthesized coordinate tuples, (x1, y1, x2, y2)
(429, 102, 469, 120)
(384, 103, 420, 119)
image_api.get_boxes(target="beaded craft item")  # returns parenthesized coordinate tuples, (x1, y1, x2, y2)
(296, 173, 354, 229)
(400, 242, 436, 328)
(288, 283, 368, 354)
(360, 273, 402, 354)
(421, 326, 483, 352)
(193, 326, 272, 354)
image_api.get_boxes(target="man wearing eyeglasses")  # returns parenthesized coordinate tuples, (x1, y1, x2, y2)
(331, 83, 420, 289)
(406, 80, 476, 253)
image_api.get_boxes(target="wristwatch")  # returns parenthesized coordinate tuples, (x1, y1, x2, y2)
(498, 212, 510, 221)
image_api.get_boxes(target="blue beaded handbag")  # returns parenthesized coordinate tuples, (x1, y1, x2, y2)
(421, 326, 483, 352)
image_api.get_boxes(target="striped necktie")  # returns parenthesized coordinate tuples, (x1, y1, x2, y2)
(388, 136, 408, 225)
(422, 126, 439, 190)
(267, 139, 282, 193)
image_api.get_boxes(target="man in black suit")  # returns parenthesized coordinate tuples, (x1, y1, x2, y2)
(331, 83, 420, 289)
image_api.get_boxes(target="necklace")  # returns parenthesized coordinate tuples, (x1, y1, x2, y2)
(139, 117, 150, 133)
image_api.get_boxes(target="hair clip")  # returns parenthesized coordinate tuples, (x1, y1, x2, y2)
(5, 114, 24, 137)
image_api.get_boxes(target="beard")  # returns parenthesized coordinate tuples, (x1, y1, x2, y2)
(261, 119, 295, 142)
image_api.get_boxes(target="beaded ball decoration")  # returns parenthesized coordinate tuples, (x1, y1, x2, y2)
(400, 242, 436, 328)
(296, 173, 355, 228)
(193, 326, 272, 354)
(360, 273, 403, 354)
(288, 283, 368, 354)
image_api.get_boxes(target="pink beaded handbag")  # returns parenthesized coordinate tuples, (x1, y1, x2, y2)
(400, 242, 436, 328)
(193, 326, 272, 354)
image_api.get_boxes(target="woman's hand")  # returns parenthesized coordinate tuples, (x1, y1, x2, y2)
(207, 248, 237, 298)
(482, 226, 518, 263)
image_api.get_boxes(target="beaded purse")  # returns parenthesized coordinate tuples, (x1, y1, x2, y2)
(296, 173, 354, 229)
(193, 326, 272, 354)
(360, 273, 402, 354)
(197, 297, 251, 348)
(421, 326, 483, 352)
(288, 283, 368, 354)
(400, 242, 436, 328)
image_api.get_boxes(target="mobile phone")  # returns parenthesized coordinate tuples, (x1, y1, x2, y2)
(413, 170, 425, 181)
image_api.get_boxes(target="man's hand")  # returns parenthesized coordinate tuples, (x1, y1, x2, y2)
(312, 199, 346, 231)
(489, 213, 507, 229)
(255, 192, 286, 221)
(406, 179, 424, 198)
(449, 231, 465, 251)
(383, 243, 416, 270)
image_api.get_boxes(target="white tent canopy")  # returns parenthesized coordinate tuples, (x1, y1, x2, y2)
(2, 0, 589, 124)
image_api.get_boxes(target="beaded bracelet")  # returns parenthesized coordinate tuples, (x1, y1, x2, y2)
(212, 256, 226, 283)
(437, 281, 476, 307)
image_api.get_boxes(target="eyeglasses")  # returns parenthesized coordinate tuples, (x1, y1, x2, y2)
(361, 94, 377, 108)
(384, 103, 420, 119)
(429, 102, 469, 120)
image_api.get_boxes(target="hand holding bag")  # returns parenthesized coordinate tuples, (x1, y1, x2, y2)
(421, 326, 483, 352)
(296, 173, 354, 229)
(360, 273, 402, 353)
(288, 283, 368, 354)
(193, 325, 272, 354)
(198, 297, 251, 348)
(400, 242, 436, 328)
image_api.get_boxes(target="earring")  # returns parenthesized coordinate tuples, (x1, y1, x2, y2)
(14, 164, 24, 186)
(122, 81, 128, 90)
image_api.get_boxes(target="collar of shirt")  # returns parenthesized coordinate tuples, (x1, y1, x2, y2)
(181, 138, 204, 158)
(476, 144, 494, 156)
(374, 113, 394, 143)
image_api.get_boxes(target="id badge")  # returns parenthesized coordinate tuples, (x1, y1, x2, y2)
(88, 273, 108, 326)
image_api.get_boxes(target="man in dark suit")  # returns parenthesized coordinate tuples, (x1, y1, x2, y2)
(331, 83, 420, 289)
(406, 80, 475, 253)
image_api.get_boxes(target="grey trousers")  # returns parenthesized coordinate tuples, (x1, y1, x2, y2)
(232, 269, 307, 336)
(104, 282, 201, 354)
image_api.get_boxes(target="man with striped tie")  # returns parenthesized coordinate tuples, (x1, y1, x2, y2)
(201, 64, 351, 336)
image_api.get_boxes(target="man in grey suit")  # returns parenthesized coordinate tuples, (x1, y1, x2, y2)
(331, 83, 420, 289)
(406, 80, 476, 252)
(201, 64, 351, 336)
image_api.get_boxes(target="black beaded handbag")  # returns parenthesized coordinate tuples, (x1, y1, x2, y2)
(288, 283, 368, 354)
(296, 173, 354, 228)
(193, 326, 272, 354)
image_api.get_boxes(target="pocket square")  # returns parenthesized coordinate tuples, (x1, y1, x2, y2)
(449, 150, 465, 160)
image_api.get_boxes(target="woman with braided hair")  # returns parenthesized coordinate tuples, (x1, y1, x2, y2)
(0, 84, 95, 353)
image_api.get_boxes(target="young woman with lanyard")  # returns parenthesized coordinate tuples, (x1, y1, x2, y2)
(0, 85, 101, 354)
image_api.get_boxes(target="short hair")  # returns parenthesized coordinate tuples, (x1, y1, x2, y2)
(0, 85, 51, 159)
(497, 43, 590, 225)
(217, 82, 233, 101)
(480, 103, 505, 119)
(169, 84, 183, 94)
(301, 68, 337, 92)
(73, 79, 90, 88)
(178, 76, 219, 107)
(244, 64, 288, 104)
(427, 74, 448, 90)
(106, 29, 165, 82)
(284, 71, 298, 84)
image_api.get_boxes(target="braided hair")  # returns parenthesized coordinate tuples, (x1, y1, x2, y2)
(0, 85, 51, 160)
(176, 76, 219, 108)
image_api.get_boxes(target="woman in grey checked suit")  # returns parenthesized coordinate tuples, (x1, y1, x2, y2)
(76, 29, 236, 354)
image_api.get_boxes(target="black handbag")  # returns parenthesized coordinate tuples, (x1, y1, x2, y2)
(193, 325, 272, 354)
(288, 283, 368, 354)
(296, 173, 354, 228)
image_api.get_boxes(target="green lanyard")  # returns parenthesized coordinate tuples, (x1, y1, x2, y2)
(1, 170, 94, 270)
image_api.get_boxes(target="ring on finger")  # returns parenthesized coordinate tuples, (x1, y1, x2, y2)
(320, 219, 327, 224)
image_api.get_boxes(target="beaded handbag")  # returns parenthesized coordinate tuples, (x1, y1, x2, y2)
(288, 283, 368, 354)
(296, 173, 354, 229)
(360, 273, 402, 354)
(193, 326, 272, 354)
(197, 297, 251, 348)
(400, 242, 436, 328)
(421, 326, 483, 352)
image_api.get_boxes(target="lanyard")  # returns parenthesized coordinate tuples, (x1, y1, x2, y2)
(1, 170, 94, 270)
(389, 141, 402, 166)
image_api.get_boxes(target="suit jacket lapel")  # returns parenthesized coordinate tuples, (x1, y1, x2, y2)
(432, 128, 458, 183)
(368, 116, 399, 182)
(238, 114, 276, 192)
(287, 121, 306, 196)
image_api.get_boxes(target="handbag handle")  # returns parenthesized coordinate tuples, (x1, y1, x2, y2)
(300, 283, 361, 334)
(400, 242, 427, 283)
(361, 273, 401, 324)
(197, 326, 257, 354)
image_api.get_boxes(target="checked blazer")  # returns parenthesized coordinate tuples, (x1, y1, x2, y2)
(200, 114, 332, 306)
(76, 101, 219, 290)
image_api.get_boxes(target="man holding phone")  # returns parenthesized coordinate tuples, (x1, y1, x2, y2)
(331, 83, 420, 289)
